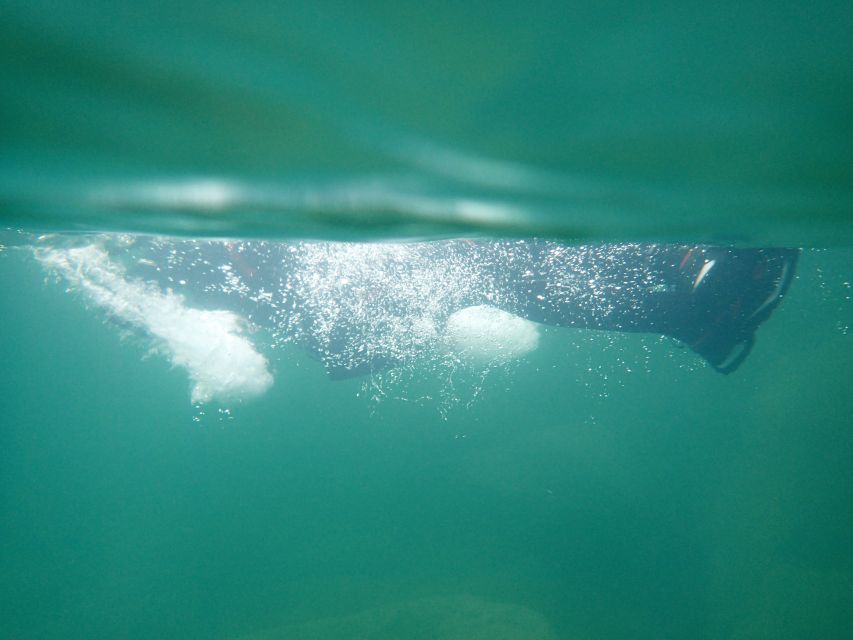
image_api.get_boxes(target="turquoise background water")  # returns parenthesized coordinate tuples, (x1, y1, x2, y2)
(2, 1, 853, 638)
(1, 244, 851, 639)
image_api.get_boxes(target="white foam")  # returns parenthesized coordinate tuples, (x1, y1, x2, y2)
(37, 244, 273, 404)
(444, 305, 540, 366)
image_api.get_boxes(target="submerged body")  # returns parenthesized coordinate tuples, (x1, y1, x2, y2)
(62, 236, 795, 380)
(508, 242, 797, 373)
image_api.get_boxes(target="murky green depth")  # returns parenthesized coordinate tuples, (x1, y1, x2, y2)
(1, 247, 851, 639)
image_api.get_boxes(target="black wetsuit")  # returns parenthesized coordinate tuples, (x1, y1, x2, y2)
(115, 237, 797, 375)
(495, 242, 797, 373)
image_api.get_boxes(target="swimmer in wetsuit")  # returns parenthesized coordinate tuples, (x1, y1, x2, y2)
(115, 237, 798, 376)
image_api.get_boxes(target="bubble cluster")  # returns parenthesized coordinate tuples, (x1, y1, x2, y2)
(35, 233, 709, 409)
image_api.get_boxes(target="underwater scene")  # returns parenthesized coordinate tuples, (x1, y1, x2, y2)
(2, 2, 852, 639)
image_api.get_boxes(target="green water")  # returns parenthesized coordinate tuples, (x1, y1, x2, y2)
(2, 1, 853, 638)
(2, 1, 852, 242)
(1, 243, 851, 639)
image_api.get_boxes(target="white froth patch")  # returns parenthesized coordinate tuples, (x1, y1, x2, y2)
(37, 244, 273, 404)
(444, 305, 540, 366)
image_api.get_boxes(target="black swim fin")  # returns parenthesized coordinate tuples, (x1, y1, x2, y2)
(666, 247, 798, 373)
